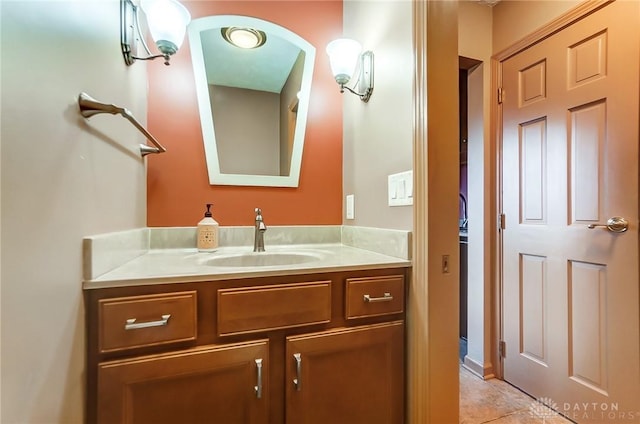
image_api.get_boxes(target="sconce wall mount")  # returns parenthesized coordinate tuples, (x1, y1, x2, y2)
(326, 38, 374, 103)
(120, 0, 191, 66)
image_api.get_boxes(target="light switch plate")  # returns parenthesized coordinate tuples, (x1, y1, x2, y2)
(388, 170, 413, 206)
(346, 194, 355, 219)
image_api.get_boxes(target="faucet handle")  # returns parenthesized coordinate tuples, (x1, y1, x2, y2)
(255, 207, 262, 216)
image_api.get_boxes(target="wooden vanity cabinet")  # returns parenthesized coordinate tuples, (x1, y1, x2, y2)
(85, 267, 408, 424)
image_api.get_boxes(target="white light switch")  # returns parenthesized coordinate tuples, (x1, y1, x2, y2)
(388, 170, 413, 206)
(346, 194, 355, 219)
(398, 180, 406, 199)
(390, 181, 398, 199)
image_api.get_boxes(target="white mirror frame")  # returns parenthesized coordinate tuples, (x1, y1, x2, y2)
(188, 15, 316, 187)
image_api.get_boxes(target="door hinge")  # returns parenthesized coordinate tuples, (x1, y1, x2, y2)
(499, 340, 506, 358)
(498, 213, 506, 231)
(498, 87, 504, 104)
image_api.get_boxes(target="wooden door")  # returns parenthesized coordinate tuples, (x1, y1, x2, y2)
(501, 1, 640, 419)
(285, 322, 404, 424)
(98, 341, 269, 424)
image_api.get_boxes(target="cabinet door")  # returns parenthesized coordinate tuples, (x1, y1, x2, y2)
(286, 322, 404, 424)
(98, 340, 269, 424)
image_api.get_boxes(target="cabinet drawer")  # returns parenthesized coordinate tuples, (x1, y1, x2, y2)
(345, 275, 404, 319)
(99, 291, 197, 353)
(218, 282, 331, 336)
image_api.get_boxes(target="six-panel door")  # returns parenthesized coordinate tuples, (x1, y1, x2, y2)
(501, 0, 640, 415)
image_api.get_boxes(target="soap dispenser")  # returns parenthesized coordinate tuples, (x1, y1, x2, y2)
(197, 203, 219, 252)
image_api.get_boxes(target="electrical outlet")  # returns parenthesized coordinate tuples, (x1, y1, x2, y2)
(346, 194, 355, 220)
(442, 255, 450, 274)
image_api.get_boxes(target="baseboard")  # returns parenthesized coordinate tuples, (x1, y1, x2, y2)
(463, 355, 495, 380)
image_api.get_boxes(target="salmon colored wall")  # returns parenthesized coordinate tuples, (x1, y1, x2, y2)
(147, 0, 343, 227)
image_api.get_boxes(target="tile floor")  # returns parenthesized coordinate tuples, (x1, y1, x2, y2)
(459, 339, 573, 423)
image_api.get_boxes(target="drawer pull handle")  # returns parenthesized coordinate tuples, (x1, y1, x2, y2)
(124, 314, 171, 330)
(364, 292, 393, 303)
(293, 353, 302, 391)
(254, 358, 263, 399)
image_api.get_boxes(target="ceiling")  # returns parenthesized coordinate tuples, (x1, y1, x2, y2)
(476, 0, 501, 6)
(199, 27, 302, 93)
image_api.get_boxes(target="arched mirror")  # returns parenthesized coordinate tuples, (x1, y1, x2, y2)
(188, 15, 316, 187)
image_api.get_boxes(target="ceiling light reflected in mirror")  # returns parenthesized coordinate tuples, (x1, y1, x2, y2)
(222, 27, 267, 49)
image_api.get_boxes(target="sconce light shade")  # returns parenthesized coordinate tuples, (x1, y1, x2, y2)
(326, 38, 374, 102)
(121, 0, 191, 66)
(141, 0, 191, 55)
(326, 38, 362, 85)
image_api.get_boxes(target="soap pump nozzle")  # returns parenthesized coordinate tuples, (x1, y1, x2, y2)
(204, 203, 213, 217)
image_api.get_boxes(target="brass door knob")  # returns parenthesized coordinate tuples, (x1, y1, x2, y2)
(587, 216, 629, 233)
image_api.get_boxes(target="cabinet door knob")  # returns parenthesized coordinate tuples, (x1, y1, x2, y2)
(293, 353, 302, 391)
(254, 358, 263, 399)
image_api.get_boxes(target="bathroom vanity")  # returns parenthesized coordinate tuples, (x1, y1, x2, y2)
(83, 229, 410, 424)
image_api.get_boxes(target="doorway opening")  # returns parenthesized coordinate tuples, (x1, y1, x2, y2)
(458, 55, 482, 366)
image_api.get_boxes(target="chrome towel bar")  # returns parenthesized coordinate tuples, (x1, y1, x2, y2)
(78, 92, 167, 157)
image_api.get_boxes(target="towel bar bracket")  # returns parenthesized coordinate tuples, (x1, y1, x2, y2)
(77, 92, 167, 157)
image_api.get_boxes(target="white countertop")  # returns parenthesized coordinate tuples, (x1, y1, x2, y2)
(83, 243, 412, 289)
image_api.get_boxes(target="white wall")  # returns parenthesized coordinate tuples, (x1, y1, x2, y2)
(342, 0, 413, 230)
(493, 0, 581, 53)
(1, 1, 147, 421)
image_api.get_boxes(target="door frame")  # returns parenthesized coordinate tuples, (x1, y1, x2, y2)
(491, 0, 618, 380)
(409, 0, 460, 421)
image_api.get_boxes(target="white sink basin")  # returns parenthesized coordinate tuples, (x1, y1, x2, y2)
(203, 251, 324, 268)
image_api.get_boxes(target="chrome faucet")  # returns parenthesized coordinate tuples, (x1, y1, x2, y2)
(253, 208, 267, 252)
(459, 193, 468, 229)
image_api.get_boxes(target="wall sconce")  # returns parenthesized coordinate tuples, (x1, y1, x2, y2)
(326, 38, 374, 102)
(121, 0, 191, 66)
